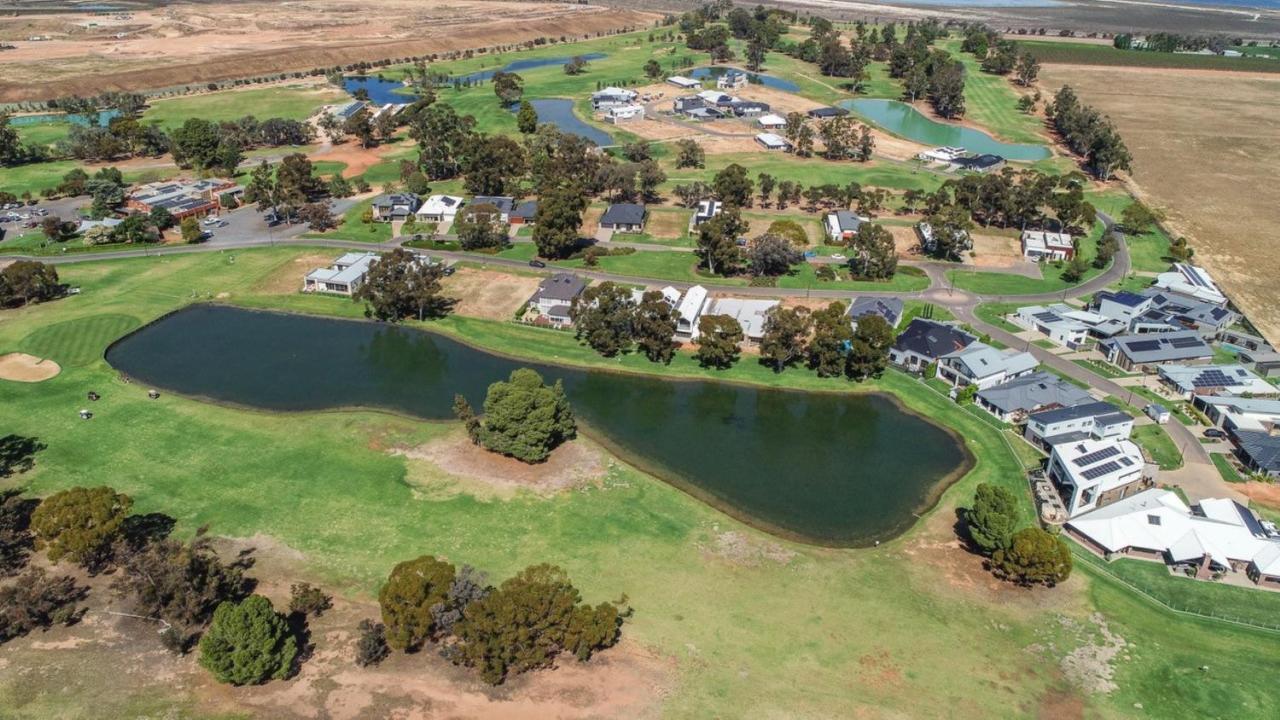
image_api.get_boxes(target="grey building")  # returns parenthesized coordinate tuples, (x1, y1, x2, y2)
(599, 203, 647, 233)
(975, 371, 1094, 424)
(847, 296, 904, 330)
(1024, 401, 1135, 451)
(527, 273, 588, 328)
(889, 319, 977, 372)
(1100, 330, 1214, 371)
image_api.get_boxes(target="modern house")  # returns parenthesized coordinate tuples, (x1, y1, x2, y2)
(1066, 489, 1280, 585)
(847, 296, 904, 330)
(1240, 350, 1280, 378)
(590, 86, 638, 110)
(1014, 304, 1126, 348)
(605, 104, 645, 123)
(1156, 364, 1276, 400)
(937, 342, 1039, 391)
(889, 319, 977, 372)
(917, 146, 966, 162)
(951, 153, 1006, 173)
(1196, 396, 1280, 431)
(370, 193, 421, 222)
(525, 273, 587, 328)
(673, 285, 709, 339)
(974, 371, 1095, 424)
(666, 75, 700, 89)
(1154, 263, 1227, 306)
(127, 178, 240, 219)
(1101, 331, 1214, 371)
(673, 96, 724, 119)
(1024, 400, 1135, 451)
(1021, 230, 1075, 261)
(915, 221, 971, 255)
(824, 210, 866, 243)
(726, 100, 769, 117)
(1220, 329, 1273, 354)
(467, 196, 516, 223)
(1091, 290, 1154, 326)
(691, 199, 721, 227)
(717, 69, 748, 90)
(807, 107, 848, 119)
(1234, 430, 1280, 479)
(416, 195, 465, 223)
(696, 89, 735, 107)
(599, 203, 647, 233)
(755, 132, 792, 152)
(1047, 436, 1153, 517)
(510, 200, 538, 226)
(303, 252, 378, 296)
(1139, 290, 1237, 338)
(328, 100, 366, 121)
(757, 113, 787, 129)
(700, 296, 780, 341)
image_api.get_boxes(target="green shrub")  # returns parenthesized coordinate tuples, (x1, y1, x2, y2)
(198, 595, 297, 685)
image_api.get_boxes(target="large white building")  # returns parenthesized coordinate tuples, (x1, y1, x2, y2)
(304, 252, 379, 296)
(1047, 437, 1153, 517)
(416, 195, 465, 223)
(1014, 304, 1126, 348)
(1154, 263, 1227, 306)
(1021, 230, 1075, 261)
(1157, 364, 1277, 400)
(937, 342, 1039, 391)
(1024, 401, 1134, 451)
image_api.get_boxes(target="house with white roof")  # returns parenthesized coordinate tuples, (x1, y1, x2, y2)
(673, 285, 709, 339)
(696, 89, 735, 107)
(917, 146, 966, 162)
(1155, 263, 1227, 306)
(1195, 395, 1280, 430)
(1067, 488, 1280, 585)
(1157, 364, 1277, 400)
(717, 69, 748, 90)
(1015, 304, 1127, 348)
(757, 113, 787, 129)
(700, 296, 779, 341)
(755, 132, 792, 152)
(605, 104, 645, 123)
(666, 75, 700, 89)
(937, 342, 1039, 392)
(416, 195, 465, 223)
(303, 252, 379, 296)
(590, 87, 638, 110)
(1021, 230, 1075, 261)
(1047, 437, 1154, 517)
(1024, 400, 1134, 450)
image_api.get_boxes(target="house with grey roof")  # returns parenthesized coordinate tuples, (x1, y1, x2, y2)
(526, 273, 588, 328)
(1091, 290, 1154, 325)
(1141, 289, 1237, 338)
(847, 297, 904, 330)
(303, 252, 379, 296)
(1024, 400, 1135, 451)
(1157, 364, 1277, 400)
(824, 210, 866, 243)
(370, 193, 421, 222)
(1101, 331, 1214, 371)
(691, 199, 721, 227)
(1240, 349, 1280, 378)
(1235, 430, 1280, 478)
(510, 200, 538, 226)
(938, 342, 1039, 392)
(975, 371, 1094, 424)
(467, 196, 516, 223)
(889, 319, 977, 372)
(599, 203, 647, 233)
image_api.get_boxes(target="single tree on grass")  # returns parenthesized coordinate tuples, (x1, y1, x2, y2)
(492, 71, 524, 105)
(759, 306, 811, 373)
(694, 314, 743, 369)
(964, 483, 1020, 554)
(643, 59, 662, 80)
(674, 138, 705, 169)
(992, 527, 1072, 587)
(30, 486, 131, 571)
(516, 100, 538, 134)
(532, 185, 586, 259)
(747, 233, 803, 277)
(632, 291, 679, 364)
(378, 555, 456, 651)
(456, 369, 577, 463)
(570, 282, 636, 357)
(846, 314, 894, 380)
(199, 595, 298, 685)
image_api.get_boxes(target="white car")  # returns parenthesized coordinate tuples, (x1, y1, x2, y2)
(829, 254, 847, 261)
(202, 216, 222, 226)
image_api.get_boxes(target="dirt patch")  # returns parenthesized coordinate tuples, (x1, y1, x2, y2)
(1058, 613, 1126, 695)
(645, 208, 692, 239)
(969, 232, 1030, 269)
(1238, 481, 1280, 511)
(394, 429, 610, 498)
(254, 253, 338, 295)
(1036, 687, 1086, 720)
(312, 139, 412, 179)
(696, 529, 796, 567)
(0, 1, 656, 102)
(441, 267, 541, 321)
(1039, 64, 1280, 346)
(0, 352, 60, 382)
(581, 206, 604, 237)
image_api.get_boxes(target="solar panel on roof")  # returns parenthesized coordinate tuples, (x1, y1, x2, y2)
(1081, 461, 1122, 480)
(1170, 337, 1205, 349)
(1072, 445, 1121, 467)
(1034, 312, 1059, 323)
(1128, 340, 1161, 352)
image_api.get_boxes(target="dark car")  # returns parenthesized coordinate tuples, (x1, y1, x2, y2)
(1204, 428, 1226, 439)
(529, 259, 547, 268)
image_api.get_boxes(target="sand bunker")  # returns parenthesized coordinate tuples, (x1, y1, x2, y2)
(0, 353, 60, 382)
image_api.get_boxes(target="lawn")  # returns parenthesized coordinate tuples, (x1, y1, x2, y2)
(0, 159, 182, 198)
(303, 197, 389, 243)
(1020, 40, 1280, 73)
(941, 39, 1047, 146)
(666, 154, 947, 194)
(1072, 358, 1131, 380)
(948, 223, 1108, 296)
(973, 301, 1024, 333)
(1130, 423, 1183, 470)
(141, 84, 347, 130)
(1211, 453, 1247, 484)
(1, 245, 1277, 718)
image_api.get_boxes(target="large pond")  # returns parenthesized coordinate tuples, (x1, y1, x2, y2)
(105, 305, 972, 547)
(513, 98, 612, 147)
(689, 66, 799, 92)
(342, 76, 418, 105)
(841, 98, 1051, 161)
(10, 109, 121, 127)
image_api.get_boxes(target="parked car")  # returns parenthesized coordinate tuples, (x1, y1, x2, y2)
(529, 259, 547, 268)
(202, 216, 221, 226)
(1204, 428, 1226, 439)
(830, 254, 847, 261)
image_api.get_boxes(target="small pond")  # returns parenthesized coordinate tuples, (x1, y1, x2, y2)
(512, 98, 612, 147)
(689, 66, 799, 92)
(105, 305, 972, 547)
(840, 98, 1051, 161)
(9, 109, 122, 127)
(343, 76, 417, 105)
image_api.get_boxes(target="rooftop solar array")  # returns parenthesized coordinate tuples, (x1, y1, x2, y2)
(1127, 340, 1162, 352)
(1082, 461, 1123, 480)
(1073, 445, 1121, 467)
(1192, 369, 1234, 388)
(1170, 336, 1206, 349)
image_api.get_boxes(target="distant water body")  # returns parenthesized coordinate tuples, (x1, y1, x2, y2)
(885, 0, 1277, 7)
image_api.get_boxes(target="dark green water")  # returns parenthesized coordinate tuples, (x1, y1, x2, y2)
(105, 305, 971, 546)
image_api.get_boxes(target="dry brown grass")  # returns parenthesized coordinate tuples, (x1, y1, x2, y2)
(0, 1, 656, 101)
(581, 206, 604, 237)
(441, 267, 540, 321)
(645, 208, 692, 239)
(1040, 64, 1280, 345)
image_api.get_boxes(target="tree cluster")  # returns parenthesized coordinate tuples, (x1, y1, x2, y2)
(452, 368, 577, 464)
(353, 248, 454, 322)
(376, 556, 624, 685)
(0, 260, 62, 308)
(1048, 86, 1132, 180)
(963, 483, 1072, 587)
(757, 305, 894, 381)
(887, 33, 966, 118)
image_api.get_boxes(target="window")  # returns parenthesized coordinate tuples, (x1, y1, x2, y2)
(1147, 514, 1161, 526)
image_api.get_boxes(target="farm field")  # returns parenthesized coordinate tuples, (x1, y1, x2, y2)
(2, 247, 1278, 718)
(1039, 64, 1280, 347)
(1021, 40, 1280, 73)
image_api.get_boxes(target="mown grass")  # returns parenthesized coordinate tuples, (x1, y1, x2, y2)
(304, 197, 389, 243)
(1211, 452, 1247, 484)
(941, 40, 1047, 145)
(1131, 423, 1183, 470)
(948, 222, 1108, 296)
(1021, 40, 1280, 73)
(19, 314, 141, 366)
(665, 154, 946, 194)
(141, 84, 347, 130)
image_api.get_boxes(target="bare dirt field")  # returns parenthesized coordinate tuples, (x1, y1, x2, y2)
(441, 267, 540, 321)
(0, 352, 61, 382)
(0, 1, 656, 102)
(395, 428, 610, 498)
(253, 252, 337, 295)
(1040, 64, 1280, 346)
(969, 233, 1029, 269)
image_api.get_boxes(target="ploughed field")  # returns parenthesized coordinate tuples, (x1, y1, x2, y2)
(1039, 64, 1280, 346)
(105, 304, 971, 547)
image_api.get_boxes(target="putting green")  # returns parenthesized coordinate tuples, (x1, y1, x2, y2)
(20, 313, 140, 367)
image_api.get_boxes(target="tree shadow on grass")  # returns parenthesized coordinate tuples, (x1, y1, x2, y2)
(0, 434, 46, 478)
